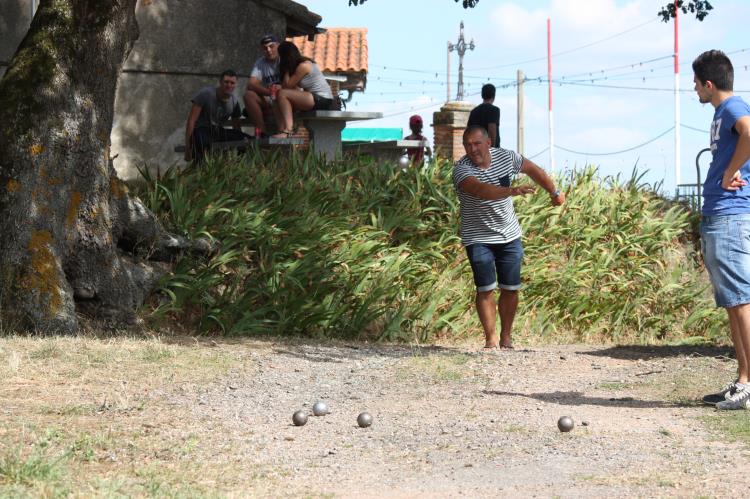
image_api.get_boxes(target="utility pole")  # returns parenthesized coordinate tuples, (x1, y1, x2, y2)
(448, 21, 475, 102)
(517, 70, 525, 155)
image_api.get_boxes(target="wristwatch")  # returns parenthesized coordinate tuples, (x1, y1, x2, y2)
(551, 189, 561, 197)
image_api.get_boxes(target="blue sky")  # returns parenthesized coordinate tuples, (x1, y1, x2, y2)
(302, 0, 750, 193)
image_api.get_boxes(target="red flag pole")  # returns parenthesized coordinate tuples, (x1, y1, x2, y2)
(674, 5, 681, 188)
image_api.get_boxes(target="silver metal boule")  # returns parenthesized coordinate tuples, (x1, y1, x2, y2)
(357, 411, 373, 428)
(292, 410, 308, 426)
(312, 401, 329, 416)
(557, 415, 574, 432)
(398, 155, 410, 169)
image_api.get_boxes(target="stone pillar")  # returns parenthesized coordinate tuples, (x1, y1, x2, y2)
(432, 101, 473, 162)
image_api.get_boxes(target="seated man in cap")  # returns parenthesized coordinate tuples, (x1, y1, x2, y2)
(243, 34, 283, 137)
(404, 114, 432, 165)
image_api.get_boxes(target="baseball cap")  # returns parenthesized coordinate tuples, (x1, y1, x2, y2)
(259, 34, 280, 45)
(409, 115, 423, 126)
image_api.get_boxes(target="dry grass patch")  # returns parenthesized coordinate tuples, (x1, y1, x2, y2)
(394, 352, 475, 382)
(0, 334, 255, 497)
(632, 356, 736, 406)
(701, 412, 750, 448)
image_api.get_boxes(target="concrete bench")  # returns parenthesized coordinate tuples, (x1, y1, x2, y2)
(298, 110, 383, 160)
(342, 139, 429, 156)
(343, 139, 429, 161)
(173, 136, 303, 154)
(174, 123, 303, 154)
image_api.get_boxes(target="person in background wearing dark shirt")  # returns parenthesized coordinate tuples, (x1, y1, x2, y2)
(184, 70, 245, 164)
(467, 83, 500, 148)
(404, 114, 431, 165)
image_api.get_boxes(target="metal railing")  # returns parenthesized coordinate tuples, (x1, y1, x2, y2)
(676, 147, 710, 211)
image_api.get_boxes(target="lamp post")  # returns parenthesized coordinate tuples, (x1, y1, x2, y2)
(448, 21, 475, 102)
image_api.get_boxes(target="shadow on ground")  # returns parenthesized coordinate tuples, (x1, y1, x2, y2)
(482, 389, 690, 409)
(578, 345, 734, 361)
(150, 333, 468, 363)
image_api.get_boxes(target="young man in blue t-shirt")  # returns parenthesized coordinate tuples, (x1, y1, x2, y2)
(694, 50, 750, 410)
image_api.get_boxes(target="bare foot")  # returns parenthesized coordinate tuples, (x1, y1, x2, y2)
(484, 337, 499, 349)
(500, 336, 513, 349)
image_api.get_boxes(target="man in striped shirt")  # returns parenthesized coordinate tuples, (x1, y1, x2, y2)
(453, 126, 565, 349)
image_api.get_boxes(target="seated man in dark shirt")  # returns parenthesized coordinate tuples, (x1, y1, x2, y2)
(467, 83, 500, 148)
(184, 69, 247, 164)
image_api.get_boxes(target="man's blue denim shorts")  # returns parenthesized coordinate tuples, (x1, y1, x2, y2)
(465, 239, 524, 292)
(701, 214, 750, 308)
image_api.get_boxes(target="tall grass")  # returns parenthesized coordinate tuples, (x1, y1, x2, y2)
(519, 167, 724, 342)
(136, 150, 725, 343)
(138, 150, 470, 341)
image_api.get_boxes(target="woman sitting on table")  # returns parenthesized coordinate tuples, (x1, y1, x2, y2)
(271, 41, 334, 138)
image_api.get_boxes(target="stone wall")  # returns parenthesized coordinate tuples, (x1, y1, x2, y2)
(432, 101, 472, 162)
(1, 0, 318, 180)
(0, 0, 33, 80)
(112, 0, 290, 180)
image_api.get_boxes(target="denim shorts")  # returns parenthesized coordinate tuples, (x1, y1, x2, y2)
(465, 239, 524, 292)
(700, 214, 750, 308)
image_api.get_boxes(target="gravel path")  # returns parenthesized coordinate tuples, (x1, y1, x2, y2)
(155, 340, 750, 497)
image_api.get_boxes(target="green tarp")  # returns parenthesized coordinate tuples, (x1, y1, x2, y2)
(341, 128, 403, 142)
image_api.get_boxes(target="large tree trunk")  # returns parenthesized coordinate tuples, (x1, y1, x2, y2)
(0, 0, 189, 333)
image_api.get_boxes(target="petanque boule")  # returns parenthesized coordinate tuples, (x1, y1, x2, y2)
(557, 415, 574, 432)
(357, 411, 373, 428)
(292, 410, 308, 426)
(312, 401, 329, 416)
(398, 155, 410, 170)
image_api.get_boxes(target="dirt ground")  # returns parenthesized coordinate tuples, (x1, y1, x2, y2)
(1, 335, 749, 497)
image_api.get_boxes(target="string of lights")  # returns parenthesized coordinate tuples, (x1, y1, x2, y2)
(527, 147, 550, 160)
(555, 127, 675, 156)
(465, 18, 659, 72)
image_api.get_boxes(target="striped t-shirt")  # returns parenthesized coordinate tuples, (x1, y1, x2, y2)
(452, 147, 524, 246)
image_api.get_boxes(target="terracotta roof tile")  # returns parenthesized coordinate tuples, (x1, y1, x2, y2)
(288, 28, 368, 74)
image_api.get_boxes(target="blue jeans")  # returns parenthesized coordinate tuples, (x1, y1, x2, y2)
(465, 239, 524, 292)
(701, 214, 750, 308)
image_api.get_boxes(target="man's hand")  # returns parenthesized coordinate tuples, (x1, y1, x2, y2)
(551, 190, 565, 206)
(722, 170, 747, 191)
(511, 185, 536, 197)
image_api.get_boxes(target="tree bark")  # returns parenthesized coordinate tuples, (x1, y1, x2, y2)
(0, 0, 187, 333)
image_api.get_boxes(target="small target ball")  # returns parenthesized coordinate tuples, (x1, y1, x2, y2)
(292, 410, 308, 426)
(312, 401, 329, 416)
(398, 155, 410, 169)
(357, 412, 373, 428)
(557, 416, 574, 432)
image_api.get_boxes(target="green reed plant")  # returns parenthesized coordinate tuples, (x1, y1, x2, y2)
(138, 149, 471, 341)
(138, 151, 724, 343)
(518, 166, 725, 342)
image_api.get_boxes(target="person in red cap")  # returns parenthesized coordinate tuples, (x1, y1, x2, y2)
(404, 115, 431, 165)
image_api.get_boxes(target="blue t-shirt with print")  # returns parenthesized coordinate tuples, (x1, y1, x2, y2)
(702, 95, 750, 215)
